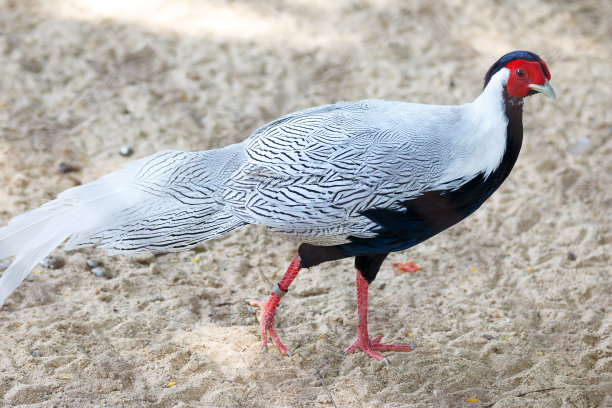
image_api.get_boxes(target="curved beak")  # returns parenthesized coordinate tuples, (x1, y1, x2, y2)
(528, 80, 556, 100)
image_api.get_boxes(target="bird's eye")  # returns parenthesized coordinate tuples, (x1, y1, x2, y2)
(515, 68, 526, 79)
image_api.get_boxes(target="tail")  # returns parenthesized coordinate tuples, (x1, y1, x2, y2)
(0, 146, 246, 306)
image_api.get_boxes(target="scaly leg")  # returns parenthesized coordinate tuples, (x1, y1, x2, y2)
(345, 269, 413, 363)
(249, 253, 301, 355)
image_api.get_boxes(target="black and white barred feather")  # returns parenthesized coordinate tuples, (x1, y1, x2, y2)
(0, 68, 510, 306)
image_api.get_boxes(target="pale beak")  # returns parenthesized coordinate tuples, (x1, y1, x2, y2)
(528, 80, 556, 100)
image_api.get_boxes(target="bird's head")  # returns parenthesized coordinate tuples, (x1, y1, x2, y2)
(484, 51, 556, 100)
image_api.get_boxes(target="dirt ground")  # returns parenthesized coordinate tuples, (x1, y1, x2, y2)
(0, 0, 611, 407)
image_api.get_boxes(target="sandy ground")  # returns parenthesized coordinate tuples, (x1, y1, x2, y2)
(0, 0, 611, 407)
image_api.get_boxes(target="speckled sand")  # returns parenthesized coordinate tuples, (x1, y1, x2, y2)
(0, 1, 611, 407)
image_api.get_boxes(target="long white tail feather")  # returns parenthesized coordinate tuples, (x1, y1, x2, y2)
(0, 148, 245, 306)
(0, 158, 152, 306)
(0, 239, 74, 307)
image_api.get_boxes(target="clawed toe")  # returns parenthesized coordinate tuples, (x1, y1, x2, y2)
(345, 334, 413, 361)
(249, 294, 290, 356)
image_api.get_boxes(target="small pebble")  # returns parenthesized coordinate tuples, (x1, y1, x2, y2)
(483, 334, 494, 340)
(91, 266, 111, 278)
(41, 255, 64, 269)
(57, 162, 77, 174)
(31, 350, 40, 358)
(0, 259, 10, 271)
(86, 259, 100, 268)
(567, 252, 576, 261)
(377, 282, 386, 290)
(187, 72, 202, 81)
(119, 146, 133, 157)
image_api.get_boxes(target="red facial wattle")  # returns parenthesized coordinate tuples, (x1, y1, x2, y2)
(504, 59, 551, 98)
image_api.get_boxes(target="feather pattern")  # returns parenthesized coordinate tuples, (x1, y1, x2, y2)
(67, 146, 246, 253)
(0, 147, 245, 305)
(0, 68, 512, 305)
(224, 69, 510, 243)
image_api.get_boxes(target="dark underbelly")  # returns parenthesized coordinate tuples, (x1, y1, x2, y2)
(337, 173, 500, 257)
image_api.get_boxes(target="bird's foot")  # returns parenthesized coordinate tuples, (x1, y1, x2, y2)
(249, 294, 291, 356)
(345, 334, 413, 362)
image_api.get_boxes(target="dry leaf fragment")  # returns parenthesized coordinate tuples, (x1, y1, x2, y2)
(392, 261, 420, 275)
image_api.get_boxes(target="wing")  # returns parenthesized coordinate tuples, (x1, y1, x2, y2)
(222, 100, 462, 242)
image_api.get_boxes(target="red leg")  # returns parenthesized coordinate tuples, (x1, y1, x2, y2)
(345, 269, 413, 363)
(249, 253, 301, 355)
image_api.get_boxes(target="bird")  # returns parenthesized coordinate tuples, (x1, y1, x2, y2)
(0, 50, 555, 362)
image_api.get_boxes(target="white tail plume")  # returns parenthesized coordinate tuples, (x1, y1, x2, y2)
(0, 159, 149, 306)
(0, 147, 247, 307)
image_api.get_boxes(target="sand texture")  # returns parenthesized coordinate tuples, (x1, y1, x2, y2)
(0, 0, 611, 407)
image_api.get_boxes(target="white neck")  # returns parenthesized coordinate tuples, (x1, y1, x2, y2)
(471, 68, 510, 114)
(439, 68, 511, 188)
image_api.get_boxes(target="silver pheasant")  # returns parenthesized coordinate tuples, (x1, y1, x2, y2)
(0, 51, 555, 361)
